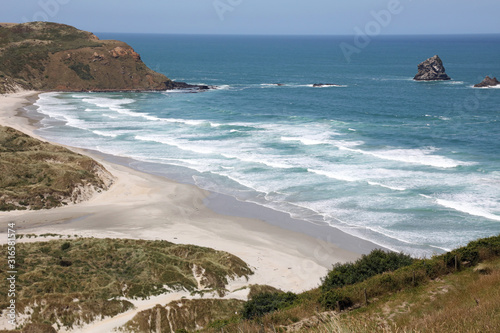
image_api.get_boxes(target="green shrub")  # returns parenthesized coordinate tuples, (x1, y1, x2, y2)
(319, 289, 352, 310)
(321, 249, 414, 291)
(242, 292, 298, 319)
(68, 62, 94, 80)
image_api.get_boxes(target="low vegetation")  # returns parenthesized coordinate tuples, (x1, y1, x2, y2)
(0, 22, 102, 93)
(122, 299, 245, 333)
(0, 238, 253, 331)
(321, 249, 414, 290)
(326, 258, 500, 332)
(193, 234, 500, 332)
(242, 292, 298, 319)
(0, 125, 111, 210)
(2, 234, 498, 332)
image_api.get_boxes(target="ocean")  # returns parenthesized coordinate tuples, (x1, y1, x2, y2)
(29, 34, 500, 257)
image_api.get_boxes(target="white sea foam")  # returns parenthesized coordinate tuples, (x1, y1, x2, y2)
(367, 181, 406, 191)
(339, 146, 473, 168)
(82, 97, 135, 110)
(79, 96, 162, 122)
(420, 194, 500, 222)
(215, 85, 231, 90)
(330, 140, 365, 148)
(135, 135, 214, 155)
(35, 95, 90, 130)
(221, 153, 295, 169)
(93, 130, 118, 138)
(435, 199, 500, 221)
(281, 136, 329, 145)
(260, 83, 283, 87)
(308, 169, 357, 182)
(309, 168, 407, 191)
(152, 117, 219, 127)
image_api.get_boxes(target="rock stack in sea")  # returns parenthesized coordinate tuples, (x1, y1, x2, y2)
(474, 76, 500, 88)
(413, 55, 451, 81)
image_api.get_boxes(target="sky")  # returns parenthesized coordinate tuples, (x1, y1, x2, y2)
(1, 0, 500, 36)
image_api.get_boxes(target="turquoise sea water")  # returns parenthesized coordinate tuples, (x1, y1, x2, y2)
(32, 34, 500, 257)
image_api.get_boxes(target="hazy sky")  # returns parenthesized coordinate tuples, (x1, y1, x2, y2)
(2, 0, 500, 35)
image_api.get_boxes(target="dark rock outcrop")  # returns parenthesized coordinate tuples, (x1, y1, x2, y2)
(165, 81, 214, 91)
(413, 55, 451, 81)
(474, 76, 500, 88)
(0, 22, 214, 93)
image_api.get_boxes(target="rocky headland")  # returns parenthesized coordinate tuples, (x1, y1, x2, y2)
(413, 55, 451, 81)
(474, 75, 500, 88)
(0, 22, 212, 94)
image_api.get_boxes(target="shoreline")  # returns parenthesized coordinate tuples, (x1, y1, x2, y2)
(0, 91, 379, 283)
(0, 92, 380, 293)
(0, 90, 380, 331)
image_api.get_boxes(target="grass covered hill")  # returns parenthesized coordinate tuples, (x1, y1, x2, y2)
(0, 237, 253, 331)
(0, 235, 498, 332)
(193, 234, 500, 332)
(0, 21, 180, 93)
(0, 125, 113, 210)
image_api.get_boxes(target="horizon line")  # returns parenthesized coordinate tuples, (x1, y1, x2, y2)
(94, 31, 500, 37)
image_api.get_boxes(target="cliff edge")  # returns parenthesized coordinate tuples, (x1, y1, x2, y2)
(0, 22, 207, 93)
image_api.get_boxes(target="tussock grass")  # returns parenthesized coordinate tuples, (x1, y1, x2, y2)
(0, 125, 110, 210)
(199, 234, 500, 333)
(122, 299, 245, 333)
(0, 238, 252, 330)
(315, 258, 500, 333)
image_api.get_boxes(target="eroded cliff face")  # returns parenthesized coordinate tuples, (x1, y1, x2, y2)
(0, 22, 176, 93)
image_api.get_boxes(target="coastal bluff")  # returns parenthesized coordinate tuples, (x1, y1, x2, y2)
(0, 22, 208, 93)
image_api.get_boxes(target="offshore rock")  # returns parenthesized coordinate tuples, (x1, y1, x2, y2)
(165, 81, 215, 91)
(474, 76, 500, 88)
(413, 55, 451, 81)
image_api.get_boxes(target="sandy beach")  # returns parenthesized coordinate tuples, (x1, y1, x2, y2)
(0, 91, 377, 331)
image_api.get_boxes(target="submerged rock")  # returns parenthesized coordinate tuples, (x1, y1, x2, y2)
(413, 55, 451, 81)
(474, 76, 500, 88)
